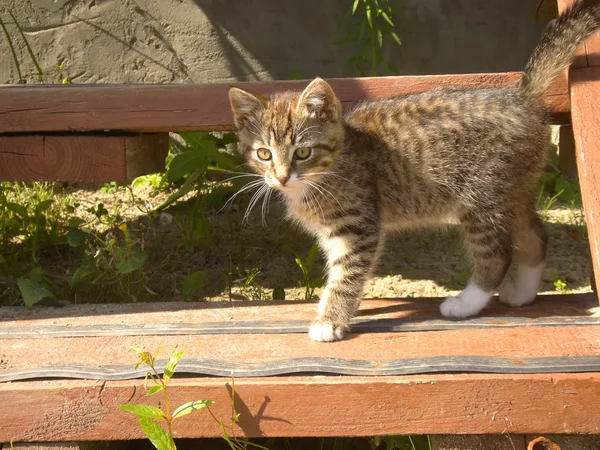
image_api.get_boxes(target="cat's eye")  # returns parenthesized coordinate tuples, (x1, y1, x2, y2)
(256, 148, 272, 161)
(294, 147, 312, 160)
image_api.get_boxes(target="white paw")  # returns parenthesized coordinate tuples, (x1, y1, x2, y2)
(309, 323, 345, 342)
(440, 297, 473, 318)
(440, 283, 492, 318)
(499, 281, 536, 307)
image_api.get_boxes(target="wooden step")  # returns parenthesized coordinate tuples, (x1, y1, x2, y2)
(1, 294, 599, 440)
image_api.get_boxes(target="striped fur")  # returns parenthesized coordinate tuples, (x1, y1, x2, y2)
(228, 0, 600, 342)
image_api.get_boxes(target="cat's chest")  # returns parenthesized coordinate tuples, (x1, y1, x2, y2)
(285, 196, 334, 234)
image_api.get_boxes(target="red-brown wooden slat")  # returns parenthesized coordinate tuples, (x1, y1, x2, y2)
(1, 374, 599, 441)
(570, 67, 600, 305)
(0, 73, 570, 134)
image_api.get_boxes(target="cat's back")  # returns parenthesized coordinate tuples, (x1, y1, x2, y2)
(344, 86, 546, 150)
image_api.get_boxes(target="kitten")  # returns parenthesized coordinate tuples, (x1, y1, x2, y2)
(228, 0, 600, 342)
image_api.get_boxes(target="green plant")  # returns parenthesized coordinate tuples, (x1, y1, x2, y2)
(538, 143, 583, 212)
(121, 346, 270, 450)
(182, 270, 206, 298)
(66, 223, 153, 302)
(336, 0, 402, 76)
(119, 346, 214, 450)
(0, 182, 80, 261)
(156, 132, 241, 211)
(292, 242, 325, 300)
(552, 274, 568, 293)
(236, 268, 269, 301)
(1, 10, 43, 83)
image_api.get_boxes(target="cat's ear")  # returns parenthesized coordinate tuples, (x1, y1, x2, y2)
(296, 78, 341, 121)
(229, 87, 265, 128)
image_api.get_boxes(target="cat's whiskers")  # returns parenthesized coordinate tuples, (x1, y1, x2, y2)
(260, 186, 275, 226)
(243, 184, 269, 225)
(218, 179, 264, 214)
(300, 181, 325, 221)
(303, 178, 344, 210)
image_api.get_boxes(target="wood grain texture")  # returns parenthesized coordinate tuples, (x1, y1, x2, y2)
(0, 73, 570, 134)
(569, 67, 600, 304)
(1, 374, 600, 441)
(0, 133, 168, 182)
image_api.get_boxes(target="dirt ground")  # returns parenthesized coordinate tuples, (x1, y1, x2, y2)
(58, 179, 592, 305)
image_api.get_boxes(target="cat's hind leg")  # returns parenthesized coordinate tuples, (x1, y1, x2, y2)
(440, 210, 512, 318)
(499, 202, 548, 307)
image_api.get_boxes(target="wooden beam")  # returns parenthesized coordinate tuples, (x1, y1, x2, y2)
(570, 67, 600, 303)
(0, 133, 168, 182)
(1, 374, 600, 441)
(0, 73, 570, 134)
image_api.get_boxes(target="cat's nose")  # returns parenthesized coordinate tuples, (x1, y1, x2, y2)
(276, 176, 290, 186)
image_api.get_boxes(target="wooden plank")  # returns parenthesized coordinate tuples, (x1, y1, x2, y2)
(3, 324, 599, 371)
(1, 374, 600, 440)
(1, 294, 595, 329)
(569, 67, 600, 303)
(0, 73, 570, 134)
(0, 133, 168, 182)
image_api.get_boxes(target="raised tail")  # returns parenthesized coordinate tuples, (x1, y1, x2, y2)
(519, 0, 600, 101)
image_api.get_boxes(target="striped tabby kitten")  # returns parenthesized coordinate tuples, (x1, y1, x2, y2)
(228, 0, 600, 342)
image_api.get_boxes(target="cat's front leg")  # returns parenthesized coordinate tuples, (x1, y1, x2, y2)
(310, 223, 381, 342)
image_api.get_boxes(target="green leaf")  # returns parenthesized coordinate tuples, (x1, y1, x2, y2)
(272, 287, 286, 300)
(147, 385, 165, 396)
(366, 5, 373, 29)
(381, 11, 394, 26)
(67, 229, 90, 247)
(177, 131, 213, 148)
(67, 266, 90, 290)
(68, 217, 86, 228)
(215, 132, 238, 148)
(306, 243, 319, 272)
(167, 151, 209, 182)
(138, 417, 172, 450)
(118, 404, 165, 420)
(154, 170, 203, 211)
(172, 400, 214, 420)
(294, 257, 307, 276)
(377, 29, 383, 47)
(164, 349, 185, 382)
(35, 199, 54, 215)
(390, 31, 402, 46)
(17, 278, 55, 308)
(182, 271, 206, 297)
(6, 202, 28, 218)
(352, 0, 360, 14)
(114, 244, 148, 274)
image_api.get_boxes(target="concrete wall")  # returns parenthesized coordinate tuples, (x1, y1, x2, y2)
(0, 0, 548, 84)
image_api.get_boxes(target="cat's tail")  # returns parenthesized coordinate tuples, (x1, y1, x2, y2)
(518, 0, 600, 101)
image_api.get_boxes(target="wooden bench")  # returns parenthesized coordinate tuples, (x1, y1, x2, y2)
(2, 1, 600, 446)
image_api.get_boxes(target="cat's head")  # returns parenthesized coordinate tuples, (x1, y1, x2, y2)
(228, 78, 344, 195)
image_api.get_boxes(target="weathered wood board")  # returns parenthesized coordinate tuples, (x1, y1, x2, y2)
(1, 294, 600, 440)
(0, 73, 570, 134)
(0, 133, 168, 182)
